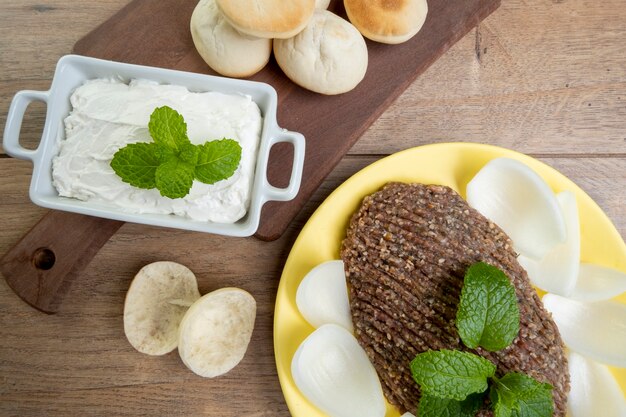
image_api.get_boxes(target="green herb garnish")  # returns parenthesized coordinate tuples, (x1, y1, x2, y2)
(110, 106, 241, 199)
(410, 350, 496, 401)
(456, 262, 520, 352)
(417, 393, 484, 417)
(490, 373, 554, 417)
(409, 262, 553, 417)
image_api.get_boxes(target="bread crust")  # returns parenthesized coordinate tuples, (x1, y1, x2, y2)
(123, 261, 200, 356)
(344, 0, 428, 44)
(274, 10, 368, 95)
(191, 0, 272, 78)
(178, 288, 256, 378)
(216, 0, 316, 39)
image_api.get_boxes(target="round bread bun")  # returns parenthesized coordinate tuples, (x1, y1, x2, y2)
(273, 10, 368, 95)
(190, 0, 272, 77)
(216, 0, 315, 39)
(344, 0, 428, 44)
(178, 288, 256, 378)
(124, 261, 201, 356)
(316, 0, 331, 9)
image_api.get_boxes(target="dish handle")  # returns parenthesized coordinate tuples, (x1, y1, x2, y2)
(261, 128, 305, 202)
(3, 90, 50, 161)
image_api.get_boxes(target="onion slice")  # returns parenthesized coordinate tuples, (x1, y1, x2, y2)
(518, 191, 580, 296)
(466, 157, 566, 260)
(296, 260, 353, 332)
(291, 324, 386, 417)
(567, 351, 626, 417)
(542, 294, 626, 367)
(569, 263, 626, 302)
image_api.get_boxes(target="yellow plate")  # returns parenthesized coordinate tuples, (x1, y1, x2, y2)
(274, 143, 626, 416)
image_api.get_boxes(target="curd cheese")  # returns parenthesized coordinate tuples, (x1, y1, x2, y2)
(52, 78, 263, 223)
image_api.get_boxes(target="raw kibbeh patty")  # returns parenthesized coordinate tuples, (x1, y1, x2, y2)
(340, 182, 570, 416)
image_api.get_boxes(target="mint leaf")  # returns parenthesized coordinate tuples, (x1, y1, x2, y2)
(155, 158, 195, 199)
(417, 393, 483, 417)
(154, 141, 197, 166)
(110, 142, 160, 189)
(148, 106, 190, 152)
(154, 144, 177, 163)
(456, 262, 520, 351)
(179, 142, 200, 165)
(410, 349, 496, 401)
(111, 107, 242, 199)
(490, 373, 553, 417)
(195, 139, 242, 184)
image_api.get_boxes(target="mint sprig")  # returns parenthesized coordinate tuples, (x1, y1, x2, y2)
(155, 158, 195, 199)
(456, 262, 520, 351)
(410, 350, 495, 401)
(490, 373, 553, 417)
(148, 105, 188, 152)
(110, 106, 242, 199)
(195, 139, 242, 184)
(409, 262, 553, 417)
(110, 142, 160, 189)
(417, 393, 483, 417)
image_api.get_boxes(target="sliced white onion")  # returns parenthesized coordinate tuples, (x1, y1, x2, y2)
(567, 351, 626, 417)
(466, 157, 566, 260)
(296, 260, 354, 332)
(569, 263, 626, 302)
(291, 324, 386, 417)
(543, 294, 626, 367)
(518, 191, 580, 296)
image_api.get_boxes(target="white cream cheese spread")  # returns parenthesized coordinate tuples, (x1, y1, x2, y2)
(52, 78, 263, 223)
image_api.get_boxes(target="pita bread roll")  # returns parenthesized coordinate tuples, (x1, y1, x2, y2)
(178, 288, 257, 378)
(123, 261, 201, 356)
(190, 0, 272, 77)
(344, 0, 428, 44)
(216, 0, 315, 39)
(274, 10, 368, 95)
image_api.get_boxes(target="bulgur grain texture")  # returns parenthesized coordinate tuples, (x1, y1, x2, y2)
(340, 183, 569, 416)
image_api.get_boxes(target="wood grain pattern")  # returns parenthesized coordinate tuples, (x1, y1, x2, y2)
(0, 0, 501, 315)
(0, 0, 499, 313)
(1, 0, 625, 416)
(71, 0, 501, 241)
(0, 156, 624, 416)
(1, 211, 123, 313)
(355, 0, 626, 155)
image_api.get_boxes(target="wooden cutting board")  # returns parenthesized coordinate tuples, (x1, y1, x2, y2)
(72, 0, 500, 241)
(2, 0, 500, 313)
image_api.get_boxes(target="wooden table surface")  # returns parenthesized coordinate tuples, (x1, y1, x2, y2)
(1, 1, 624, 416)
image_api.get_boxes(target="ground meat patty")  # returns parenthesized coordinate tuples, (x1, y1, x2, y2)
(340, 182, 569, 417)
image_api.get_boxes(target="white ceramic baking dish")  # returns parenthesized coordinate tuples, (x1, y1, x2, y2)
(2, 54, 305, 237)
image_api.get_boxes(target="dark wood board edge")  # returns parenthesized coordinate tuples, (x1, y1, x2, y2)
(255, 0, 502, 240)
(1, 211, 123, 313)
(2, 0, 501, 313)
(70, 0, 501, 242)
(73, 0, 198, 70)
